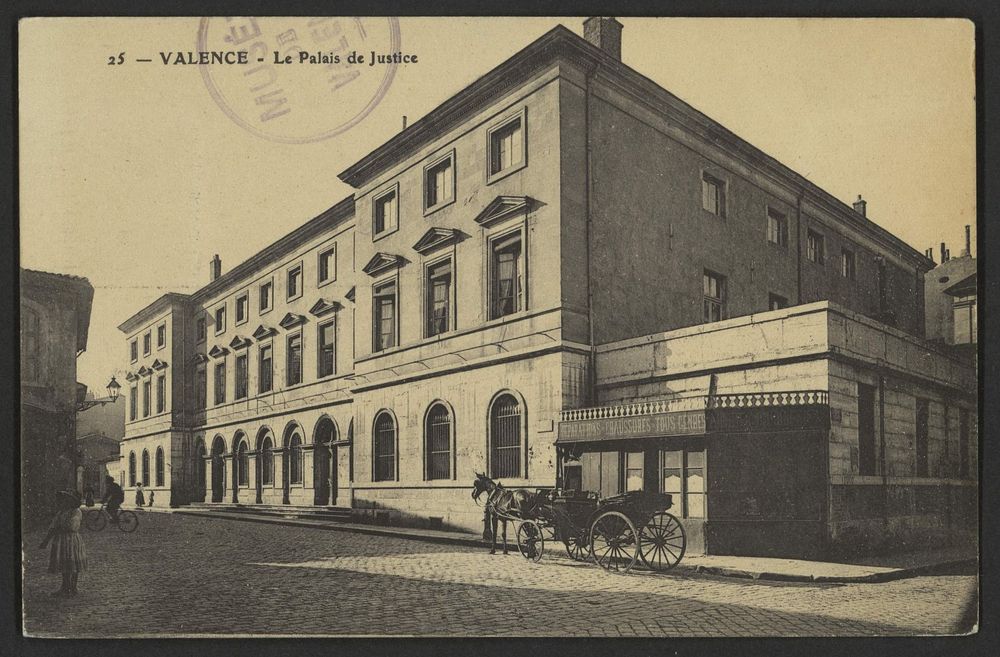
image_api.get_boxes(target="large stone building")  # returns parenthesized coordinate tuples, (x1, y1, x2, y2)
(116, 18, 977, 558)
(21, 269, 94, 523)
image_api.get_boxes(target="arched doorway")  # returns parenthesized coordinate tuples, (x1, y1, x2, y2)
(256, 428, 273, 504)
(194, 439, 207, 502)
(313, 417, 338, 506)
(232, 433, 248, 503)
(210, 435, 226, 503)
(282, 424, 303, 505)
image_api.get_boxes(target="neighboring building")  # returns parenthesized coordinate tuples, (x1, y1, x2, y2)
(76, 393, 126, 498)
(924, 225, 977, 353)
(116, 18, 976, 558)
(21, 269, 94, 523)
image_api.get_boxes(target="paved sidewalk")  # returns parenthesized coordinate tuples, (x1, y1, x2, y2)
(174, 507, 977, 583)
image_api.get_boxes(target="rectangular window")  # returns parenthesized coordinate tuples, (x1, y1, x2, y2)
(703, 271, 725, 323)
(259, 281, 273, 313)
(953, 297, 976, 345)
(318, 245, 337, 284)
(155, 374, 165, 414)
(195, 364, 206, 410)
(807, 230, 825, 264)
(196, 317, 206, 343)
(214, 361, 226, 405)
(915, 399, 929, 477)
(235, 353, 248, 400)
(373, 281, 397, 352)
(142, 380, 151, 417)
(130, 339, 138, 363)
(767, 208, 788, 246)
(129, 385, 137, 421)
(214, 306, 226, 335)
(842, 248, 856, 279)
(661, 449, 705, 518)
(286, 334, 303, 386)
(426, 260, 452, 337)
(317, 321, 336, 378)
(424, 154, 454, 211)
(490, 233, 523, 319)
(701, 172, 725, 217)
(625, 451, 644, 492)
(768, 293, 788, 311)
(235, 293, 249, 325)
(489, 115, 524, 178)
(373, 188, 398, 237)
(959, 408, 970, 478)
(287, 265, 302, 300)
(258, 344, 272, 394)
(858, 383, 877, 476)
(157, 323, 166, 349)
(143, 332, 151, 356)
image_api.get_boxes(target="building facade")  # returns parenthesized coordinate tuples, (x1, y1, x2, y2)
(116, 18, 977, 557)
(21, 269, 94, 524)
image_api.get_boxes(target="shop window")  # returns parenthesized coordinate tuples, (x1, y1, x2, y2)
(625, 451, 644, 492)
(661, 449, 705, 519)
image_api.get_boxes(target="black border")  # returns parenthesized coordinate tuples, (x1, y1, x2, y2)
(2, 2, 997, 656)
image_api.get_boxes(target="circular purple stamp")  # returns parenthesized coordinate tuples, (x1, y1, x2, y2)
(196, 17, 401, 144)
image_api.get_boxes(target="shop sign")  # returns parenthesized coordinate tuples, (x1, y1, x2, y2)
(556, 409, 707, 444)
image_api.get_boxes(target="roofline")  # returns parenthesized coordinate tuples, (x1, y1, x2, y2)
(337, 24, 930, 269)
(117, 293, 191, 334)
(21, 269, 95, 351)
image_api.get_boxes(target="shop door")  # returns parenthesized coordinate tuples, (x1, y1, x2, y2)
(660, 447, 706, 554)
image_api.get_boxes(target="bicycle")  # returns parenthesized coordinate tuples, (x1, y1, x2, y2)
(84, 504, 139, 533)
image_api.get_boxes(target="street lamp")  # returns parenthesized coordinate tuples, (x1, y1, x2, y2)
(76, 375, 122, 412)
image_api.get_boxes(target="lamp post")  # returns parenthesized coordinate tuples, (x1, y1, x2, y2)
(75, 375, 121, 412)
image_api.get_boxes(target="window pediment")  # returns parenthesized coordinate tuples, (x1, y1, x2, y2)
(252, 324, 277, 341)
(136, 366, 152, 377)
(229, 335, 251, 350)
(279, 312, 307, 330)
(191, 353, 209, 364)
(151, 359, 169, 371)
(413, 227, 461, 255)
(208, 344, 229, 359)
(125, 371, 139, 382)
(474, 195, 531, 227)
(362, 252, 405, 277)
(345, 286, 356, 303)
(309, 298, 343, 317)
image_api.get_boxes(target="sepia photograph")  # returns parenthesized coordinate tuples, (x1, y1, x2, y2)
(17, 15, 979, 638)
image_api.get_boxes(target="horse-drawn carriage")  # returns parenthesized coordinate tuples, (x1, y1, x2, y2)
(473, 474, 686, 575)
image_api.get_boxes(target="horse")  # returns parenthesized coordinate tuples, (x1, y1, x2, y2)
(471, 472, 540, 555)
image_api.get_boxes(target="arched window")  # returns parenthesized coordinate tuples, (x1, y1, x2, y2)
(489, 393, 523, 479)
(128, 451, 137, 486)
(155, 447, 165, 487)
(141, 449, 150, 486)
(425, 403, 452, 480)
(373, 411, 396, 482)
(260, 436, 274, 486)
(288, 433, 303, 484)
(237, 440, 249, 487)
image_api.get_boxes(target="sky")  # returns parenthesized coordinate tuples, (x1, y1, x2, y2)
(18, 17, 976, 394)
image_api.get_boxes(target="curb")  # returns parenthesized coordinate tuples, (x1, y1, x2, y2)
(171, 509, 976, 583)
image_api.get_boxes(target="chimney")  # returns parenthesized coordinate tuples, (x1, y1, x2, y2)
(940, 242, 947, 263)
(945, 248, 951, 262)
(402, 115, 407, 130)
(852, 194, 867, 218)
(925, 248, 934, 263)
(210, 254, 222, 281)
(964, 224, 971, 257)
(584, 17, 623, 61)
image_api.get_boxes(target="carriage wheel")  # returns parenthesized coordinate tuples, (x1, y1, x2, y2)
(516, 520, 544, 562)
(84, 509, 106, 532)
(589, 511, 639, 574)
(563, 530, 588, 561)
(116, 510, 139, 533)
(638, 512, 686, 571)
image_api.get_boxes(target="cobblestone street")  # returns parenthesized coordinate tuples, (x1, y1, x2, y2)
(22, 512, 978, 637)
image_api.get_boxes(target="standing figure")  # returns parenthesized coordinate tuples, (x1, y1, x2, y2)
(148, 490, 155, 507)
(135, 482, 145, 508)
(38, 490, 87, 596)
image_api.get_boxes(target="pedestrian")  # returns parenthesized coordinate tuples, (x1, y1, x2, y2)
(135, 482, 145, 508)
(148, 490, 155, 507)
(83, 486, 94, 507)
(38, 489, 87, 596)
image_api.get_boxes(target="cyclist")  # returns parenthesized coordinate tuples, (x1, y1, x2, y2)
(101, 476, 125, 524)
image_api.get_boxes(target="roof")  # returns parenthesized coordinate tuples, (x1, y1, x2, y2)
(21, 269, 94, 353)
(118, 195, 355, 333)
(943, 272, 976, 297)
(338, 24, 930, 269)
